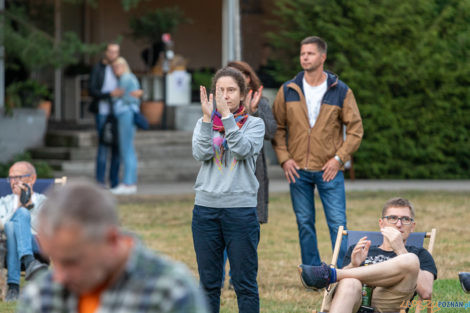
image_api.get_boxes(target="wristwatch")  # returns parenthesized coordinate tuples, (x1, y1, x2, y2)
(26, 204, 34, 210)
(334, 155, 344, 166)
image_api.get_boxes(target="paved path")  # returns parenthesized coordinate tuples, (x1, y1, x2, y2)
(135, 179, 470, 196)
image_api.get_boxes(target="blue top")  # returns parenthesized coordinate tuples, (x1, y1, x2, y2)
(114, 72, 141, 114)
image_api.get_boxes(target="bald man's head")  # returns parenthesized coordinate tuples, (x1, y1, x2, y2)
(8, 161, 37, 195)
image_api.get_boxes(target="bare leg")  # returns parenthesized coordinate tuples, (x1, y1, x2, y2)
(337, 253, 420, 293)
(329, 278, 362, 313)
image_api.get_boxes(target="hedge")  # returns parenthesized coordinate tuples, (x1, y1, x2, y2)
(266, 0, 470, 178)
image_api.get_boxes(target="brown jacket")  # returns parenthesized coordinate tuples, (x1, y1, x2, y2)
(272, 71, 363, 170)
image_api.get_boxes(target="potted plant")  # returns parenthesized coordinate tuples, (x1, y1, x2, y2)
(129, 6, 189, 72)
(129, 6, 190, 127)
(5, 80, 53, 118)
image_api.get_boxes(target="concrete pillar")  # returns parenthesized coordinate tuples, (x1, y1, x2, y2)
(222, 0, 241, 66)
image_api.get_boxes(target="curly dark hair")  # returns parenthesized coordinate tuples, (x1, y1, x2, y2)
(210, 66, 247, 101)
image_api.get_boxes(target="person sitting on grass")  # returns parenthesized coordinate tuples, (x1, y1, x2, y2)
(0, 161, 48, 302)
(298, 197, 437, 313)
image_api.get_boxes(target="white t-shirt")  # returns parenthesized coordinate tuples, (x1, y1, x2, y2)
(303, 74, 327, 128)
(98, 65, 118, 115)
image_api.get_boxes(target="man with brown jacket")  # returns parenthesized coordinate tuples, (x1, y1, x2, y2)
(272, 36, 363, 268)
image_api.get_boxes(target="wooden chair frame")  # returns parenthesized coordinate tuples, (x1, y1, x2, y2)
(312, 226, 436, 313)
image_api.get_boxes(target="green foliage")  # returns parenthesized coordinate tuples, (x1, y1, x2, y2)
(191, 68, 214, 91)
(6, 79, 52, 109)
(267, 0, 470, 178)
(4, 4, 103, 71)
(129, 6, 190, 45)
(0, 152, 53, 178)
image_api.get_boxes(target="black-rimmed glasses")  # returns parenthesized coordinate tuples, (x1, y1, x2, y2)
(383, 215, 414, 225)
(7, 174, 32, 183)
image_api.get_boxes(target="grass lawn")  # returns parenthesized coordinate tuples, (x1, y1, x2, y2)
(3, 190, 469, 312)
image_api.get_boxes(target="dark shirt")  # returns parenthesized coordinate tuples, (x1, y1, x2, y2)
(343, 245, 438, 279)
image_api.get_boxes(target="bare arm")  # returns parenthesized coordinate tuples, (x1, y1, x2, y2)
(381, 227, 434, 299)
(416, 270, 434, 300)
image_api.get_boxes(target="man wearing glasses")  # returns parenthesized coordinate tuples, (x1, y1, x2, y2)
(298, 197, 437, 313)
(0, 161, 48, 301)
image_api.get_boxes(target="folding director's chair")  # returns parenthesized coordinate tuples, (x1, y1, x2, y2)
(0, 176, 67, 300)
(312, 225, 437, 313)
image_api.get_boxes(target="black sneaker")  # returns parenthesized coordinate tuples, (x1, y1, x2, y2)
(5, 287, 19, 302)
(298, 262, 333, 291)
(25, 259, 48, 281)
(459, 272, 470, 293)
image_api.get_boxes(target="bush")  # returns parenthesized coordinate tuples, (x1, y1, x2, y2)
(267, 0, 470, 178)
(0, 152, 53, 178)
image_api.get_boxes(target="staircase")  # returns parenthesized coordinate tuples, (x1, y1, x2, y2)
(30, 130, 201, 183)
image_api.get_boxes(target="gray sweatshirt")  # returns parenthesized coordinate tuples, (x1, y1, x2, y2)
(192, 114, 265, 208)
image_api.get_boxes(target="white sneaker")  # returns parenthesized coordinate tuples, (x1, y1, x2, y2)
(110, 184, 137, 195)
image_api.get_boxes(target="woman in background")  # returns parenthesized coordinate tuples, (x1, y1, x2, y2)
(227, 61, 277, 224)
(220, 61, 277, 288)
(110, 57, 140, 195)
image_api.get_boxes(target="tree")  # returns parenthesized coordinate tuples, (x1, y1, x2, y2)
(266, 0, 470, 178)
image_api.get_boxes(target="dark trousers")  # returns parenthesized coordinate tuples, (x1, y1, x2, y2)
(95, 114, 120, 188)
(192, 204, 260, 313)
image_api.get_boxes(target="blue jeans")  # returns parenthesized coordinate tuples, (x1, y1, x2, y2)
(4, 207, 40, 284)
(289, 170, 347, 268)
(116, 110, 137, 185)
(192, 205, 259, 313)
(96, 114, 120, 188)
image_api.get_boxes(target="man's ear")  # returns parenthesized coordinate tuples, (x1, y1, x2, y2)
(378, 218, 385, 229)
(105, 227, 120, 247)
(30, 174, 37, 186)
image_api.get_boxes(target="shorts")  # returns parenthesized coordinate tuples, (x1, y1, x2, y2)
(322, 282, 415, 313)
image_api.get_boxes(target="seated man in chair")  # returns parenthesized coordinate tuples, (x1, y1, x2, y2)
(0, 161, 48, 301)
(299, 197, 437, 313)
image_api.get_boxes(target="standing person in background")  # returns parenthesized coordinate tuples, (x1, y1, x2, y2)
(272, 36, 363, 268)
(110, 57, 140, 195)
(227, 61, 277, 224)
(88, 43, 123, 189)
(219, 61, 277, 288)
(192, 67, 265, 313)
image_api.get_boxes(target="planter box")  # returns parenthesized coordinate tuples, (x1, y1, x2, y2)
(0, 109, 47, 162)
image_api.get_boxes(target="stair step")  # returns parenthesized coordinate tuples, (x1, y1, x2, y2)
(45, 130, 193, 147)
(37, 157, 200, 172)
(30, 144, 194, 161)
(34, 128, 282, 183)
